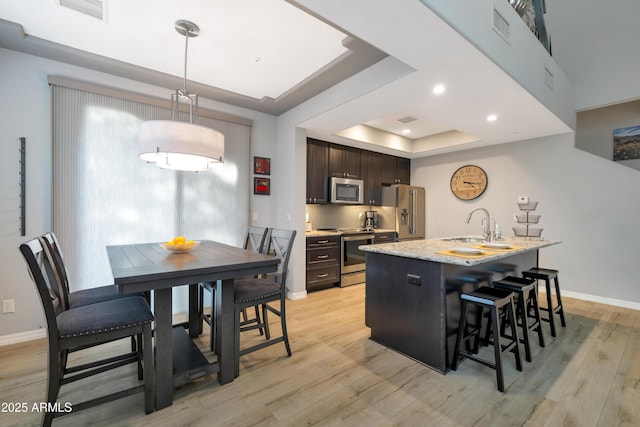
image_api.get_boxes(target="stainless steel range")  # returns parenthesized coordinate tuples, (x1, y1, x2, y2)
(338, 228, 375, 287)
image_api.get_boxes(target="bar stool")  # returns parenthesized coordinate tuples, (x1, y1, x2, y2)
(522, 268, 566, 337)
(493, 276, 545, 362)
(452, 286, 522, 392)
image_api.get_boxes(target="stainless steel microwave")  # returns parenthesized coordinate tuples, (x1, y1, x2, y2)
(330, 177, 364, 204)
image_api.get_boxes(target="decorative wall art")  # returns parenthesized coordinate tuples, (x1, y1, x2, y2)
(254, 156, 271, 175)
(254, 177, 270, 195)
(613, 125, 640, 161)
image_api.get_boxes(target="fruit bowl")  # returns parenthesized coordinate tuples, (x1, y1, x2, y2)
(160, 241, 200, 253)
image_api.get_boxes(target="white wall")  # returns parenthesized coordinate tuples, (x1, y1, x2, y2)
(545, 0, 640, 110)
(0, 48, 279, 340)
(412, 134, 640, 307)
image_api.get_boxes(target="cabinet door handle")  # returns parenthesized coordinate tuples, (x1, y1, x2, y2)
(317, 273, 329, 278)
(317, 254, 329, 259)
(317, 239, 329, 244)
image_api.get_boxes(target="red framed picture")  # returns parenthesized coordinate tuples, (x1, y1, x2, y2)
(254, 177, 270, 195)
(254, 156, 271, 175)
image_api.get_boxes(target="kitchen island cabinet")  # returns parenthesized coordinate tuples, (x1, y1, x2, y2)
(361, 238, 560, 373)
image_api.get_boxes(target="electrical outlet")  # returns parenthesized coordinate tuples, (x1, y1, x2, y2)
(517, 195, 529, 204)
(2, 299, 15, 314)
(252, 211, 258, 221)
(358, 212, 364, 220)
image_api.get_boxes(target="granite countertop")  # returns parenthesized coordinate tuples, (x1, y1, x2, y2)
(305, 228, 396, 237)
(361, 237, 561, 266)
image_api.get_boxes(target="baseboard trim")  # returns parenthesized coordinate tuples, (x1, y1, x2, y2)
(287, 290, 308, 300)
(560, 289, 640, 311)
(0, 328, 46, 346)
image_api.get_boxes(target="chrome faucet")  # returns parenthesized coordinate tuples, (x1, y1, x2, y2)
(465, 207, 492, 242)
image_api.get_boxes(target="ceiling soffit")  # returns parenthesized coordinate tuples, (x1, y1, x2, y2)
(0, 18, 387, 116)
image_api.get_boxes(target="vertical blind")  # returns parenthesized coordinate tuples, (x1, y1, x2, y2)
(51, 82, 251, 312)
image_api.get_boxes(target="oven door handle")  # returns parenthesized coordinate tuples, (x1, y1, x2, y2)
(342, 234, 375, 241)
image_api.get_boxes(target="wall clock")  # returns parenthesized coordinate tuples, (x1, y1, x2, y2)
(450, 165, 488, 200)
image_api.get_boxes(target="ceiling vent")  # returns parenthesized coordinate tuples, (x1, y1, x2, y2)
(397, 116, 417, 124)
(59, 0, 104, 20)
(492, 7, 510, 43)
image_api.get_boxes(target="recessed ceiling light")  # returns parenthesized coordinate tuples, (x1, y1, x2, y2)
(401, 129, 411, 134)
(487, 114, 498, 122)
(432, 84, 446, 95)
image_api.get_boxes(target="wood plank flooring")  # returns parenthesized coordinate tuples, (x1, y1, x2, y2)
(1, 285, 639, 426)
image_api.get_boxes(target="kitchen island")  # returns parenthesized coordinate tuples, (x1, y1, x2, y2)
(361, 237, 560, 373)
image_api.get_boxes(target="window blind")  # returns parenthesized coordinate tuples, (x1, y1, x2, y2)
(51, 81, 250, 313)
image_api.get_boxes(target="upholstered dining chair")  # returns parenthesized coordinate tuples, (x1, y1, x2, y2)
(39, 232, 145, 310)
(233, 228, 296, 375)
(19, 237, 155, 426)
(199, 226, 271, 351)
(40, 232, 146, 352)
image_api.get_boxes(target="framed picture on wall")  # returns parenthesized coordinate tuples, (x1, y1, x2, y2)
(254, 177, 270, 195)
(613, 125, 640, 161)
(254, 156, 271, 175)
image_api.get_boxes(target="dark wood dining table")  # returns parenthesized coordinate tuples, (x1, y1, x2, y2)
(106, 239, 280, 410)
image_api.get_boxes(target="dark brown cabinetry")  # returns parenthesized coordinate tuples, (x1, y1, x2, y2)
(361, 150, 383, 205)
(381, 154, 410, 185)
(306, 235, 340, 291)
(329, 144, 360, 179)
(307, 139, 329, 204)
(373, 231, 396, 244)
(306, 138, 410, 206)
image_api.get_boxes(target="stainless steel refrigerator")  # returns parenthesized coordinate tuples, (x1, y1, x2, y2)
(381, 184, 425, 240)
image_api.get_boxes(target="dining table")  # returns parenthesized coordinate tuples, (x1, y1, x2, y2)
(106, 239, 280, 410)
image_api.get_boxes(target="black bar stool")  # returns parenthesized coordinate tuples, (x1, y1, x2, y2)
(452, 286, 522, 392)
(493, 276, 545, 362)
(522, 268, 566, 337)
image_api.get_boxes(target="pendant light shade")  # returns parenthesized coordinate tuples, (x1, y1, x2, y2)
(139, 120, 224, 171)
(139, 20, 224, 172)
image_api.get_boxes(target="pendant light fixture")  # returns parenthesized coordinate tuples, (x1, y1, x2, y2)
(139, 20, 224, 171)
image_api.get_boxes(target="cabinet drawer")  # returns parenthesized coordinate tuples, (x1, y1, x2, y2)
(306, 246, 339, 265)
(306, 265, 340, 286)
(306, 235, 339, 248)
(374, 232, 396, 243)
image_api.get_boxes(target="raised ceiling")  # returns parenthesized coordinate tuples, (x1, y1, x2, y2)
(0, 0, 572, 158)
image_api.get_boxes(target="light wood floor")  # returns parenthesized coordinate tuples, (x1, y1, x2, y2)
(1, 285, 639, 426)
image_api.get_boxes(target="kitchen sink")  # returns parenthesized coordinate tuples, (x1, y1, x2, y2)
(439, 236, 486, 243)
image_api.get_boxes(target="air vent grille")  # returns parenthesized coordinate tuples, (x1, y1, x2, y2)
(397, 116, 417, 124)
(59, 0, 103, 20)
(492, 8, 510, 43)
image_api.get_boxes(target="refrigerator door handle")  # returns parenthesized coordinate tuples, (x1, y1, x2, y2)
(409, 189, 416, 234)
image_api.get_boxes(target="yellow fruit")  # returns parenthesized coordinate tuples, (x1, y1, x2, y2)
(172, 236, 186, 244)
(186, 240, 194, 245)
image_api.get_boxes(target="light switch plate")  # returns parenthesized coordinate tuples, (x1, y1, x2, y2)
(2, 299, 15, 314)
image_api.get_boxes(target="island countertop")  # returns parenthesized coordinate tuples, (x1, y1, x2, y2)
(361, 237, 561, 266)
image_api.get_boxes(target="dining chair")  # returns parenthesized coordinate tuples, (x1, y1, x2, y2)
(39, 232, 146, 310)
(233, 228, 296, 375)
(19, 237, 155, 426)
(198, 226, 271, 351)
(39, 232, 147, 352)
